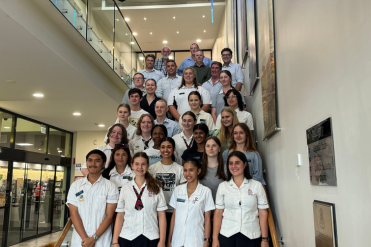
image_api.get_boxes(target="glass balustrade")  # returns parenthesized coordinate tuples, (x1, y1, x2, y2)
(50, 0, 144, 88)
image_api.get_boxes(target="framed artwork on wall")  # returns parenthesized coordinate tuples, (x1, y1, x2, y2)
(247, 0, 259, 93)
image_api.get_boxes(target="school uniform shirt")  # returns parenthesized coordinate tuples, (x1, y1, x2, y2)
(108, 165, 135, 192)
(212, 88, 247, 117)
(104, 121, 137, 143)
(222, 150, 266, 185)
(140, 95, 161, 119)
(172, 132, 194, 165)
(222, 62, 244, 88)
(215, 109, 254, 130)
(179, 110, 215, 131)
(156, 75, 182, 98)
(66, 175, 119, 247)
(154, 118, 181, 137)
(148, 161, 186, 213)
(215, 178, 269, 239)
(116, 180, 168, 240)
(81, 144, 113, 169)
(181, 149, 203, 164)
(167, 85, 212, 117)
(129, 136, 154, 155)
(143, 147, 162, 166)
(128, 109, 149, 127)
(169, 183, 215, 247)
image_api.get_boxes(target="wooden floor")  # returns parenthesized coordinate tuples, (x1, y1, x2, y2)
(11, 230, 72, 247)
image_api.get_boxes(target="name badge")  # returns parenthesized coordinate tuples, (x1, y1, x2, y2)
(75, 190, 84, 197)
(200, 119, 206, 123)
(177, 198, 185, 203)
(148, 192, 153, 197)
(123, 176, 133, 181)
(247, 159, 252, 162)
(179, 92, 185, 95)
(135, 145, 140, 150)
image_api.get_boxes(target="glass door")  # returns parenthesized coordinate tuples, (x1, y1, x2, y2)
(0, 160, 9, 247)
(38, 165, 55, 235)
(53, 166, 66, 232)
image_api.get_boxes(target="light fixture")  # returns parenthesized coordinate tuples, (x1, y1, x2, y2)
(197, 39, 201, 42)
(73, 112, 81, 116)
(33, 93, 44, 98)
(133, 32, 137, 36)
(16, 143, 33, 146)
(139, 57, 144, 60)
(150, 32, 152, 35)
(130, 41, 135, 44)
(58, 150, 62, 153)
(163, 40, 168, 44)
(169, 56, 173, 59)
(125, 18, 130, 21)
(39, 149, 41, 150)
(204, 30, 206, 32)
(144, 17, 146, 20)
(173, 16, 176, 19)
(202, 15, 205, 18)
(98, 124, 105, 127)
(116, 19, 119, 21)
(176, 31, 179, 34)
(3, 127, 10, 129)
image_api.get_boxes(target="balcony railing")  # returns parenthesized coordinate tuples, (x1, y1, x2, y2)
(50, 0, 144, 88)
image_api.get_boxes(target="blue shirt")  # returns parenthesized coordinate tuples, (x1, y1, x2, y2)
(154, 118, 181, 137)
(203, 78, 221, 102)
(156, 75, 182, 98)
(222, 62, 244, 87)
(177, 56, 213, 75)
(132, 69, 165, 88)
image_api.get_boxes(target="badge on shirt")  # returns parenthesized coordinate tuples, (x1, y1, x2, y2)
(247, 159, 252, 162)
(248, 189, 253, 195)
(78, 194, 84, 202)
(148, 191, 153, 197)
(177, 198, 185, 203)
(123, 176, 131, 180)
(135, 145, 140, 150)
(200, 119, 206, 124)
(179, 92, 185, 95)
(75, 190, 84, 197)
(192, 197, 199, 204)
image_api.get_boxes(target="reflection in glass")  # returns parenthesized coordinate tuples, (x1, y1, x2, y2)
(0, 111, 13, 148)
(38, 165, 55, 234)
(15, 118, 47, 154)
(53, 166, 67, 232)
(48, 129, 72, 157)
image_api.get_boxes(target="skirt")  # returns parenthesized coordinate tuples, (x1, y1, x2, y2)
(118, 235, 159, 247)
(219, 233, 261, 247)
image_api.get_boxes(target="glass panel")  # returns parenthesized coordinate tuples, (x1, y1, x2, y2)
(8, 162, 26, 246)
(174, 52, 190, 70)
(15, 118, 47, 154)
(0, 160, 8, 245)
(0, 111, 14, 148)
(204, 51, 212, 61)
(38, 165, 55, 235)
(53, 166, 67, 232)
(48, 128, 72, 157)
(22, 163, 42, 239)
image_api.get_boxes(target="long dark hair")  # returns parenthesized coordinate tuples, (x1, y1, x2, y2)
(102, 144, 131, 179)
(160, 137, 176, 161)
(226, 151, 252, 181)
(132, 152, 162, 194)
(224, 88, 244, 111)
(199, 136, 227, 180)
(106, 124, 129, 144)
(189, 124, 209, 153)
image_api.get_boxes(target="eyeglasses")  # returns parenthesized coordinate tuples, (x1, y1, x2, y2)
(115, 144, 129, 148)
(221, 54, 232, 57)
(133, 77, 144, 80)
(226, 95, 237, 99)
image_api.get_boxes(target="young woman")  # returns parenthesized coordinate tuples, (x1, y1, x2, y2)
(168, 159, 215, 247)
(168, 67, 211, 121)
(113, 152, 167, 247)
(148, 137, 186, 240)
(172, 111, 197, 164)
(215, 89, 253, 131)
(179, 91, 215, 131)
(199, 136, 227, 201)
(102, 144, 133, 192)
(210, 107, 239, 152)
(81, 124, 128, 176)
(143, 125, 168, 166)
(223, 123, 265, 185)
(213, 151, 269, 247)
(129, 114, 155, 155)
(104, 104, 136, 142)
(140, 79, 161, 119)
(181, 124, 209, 165)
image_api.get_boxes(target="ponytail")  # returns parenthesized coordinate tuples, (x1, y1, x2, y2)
(145, 172, 162, 194)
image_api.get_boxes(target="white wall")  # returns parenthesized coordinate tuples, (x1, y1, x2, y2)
(244, 0, 371, 246)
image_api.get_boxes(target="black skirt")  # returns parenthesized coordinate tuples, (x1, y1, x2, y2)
(118, 235, 159, 247)
(219, 233, 261, 247)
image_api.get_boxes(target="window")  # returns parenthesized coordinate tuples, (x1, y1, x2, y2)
(0, 111, 14, 148)
(14, 118, 47, 153)
(48, 128, 72, 157)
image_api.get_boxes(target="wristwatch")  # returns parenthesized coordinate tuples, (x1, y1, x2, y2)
(204, 238, 211, 242)
(93, 234, 99, 241)
(262, 237, 270, 242)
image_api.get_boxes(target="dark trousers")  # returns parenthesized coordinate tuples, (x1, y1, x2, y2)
(219, 233, 261, 247)
(118, 235, 159, 247)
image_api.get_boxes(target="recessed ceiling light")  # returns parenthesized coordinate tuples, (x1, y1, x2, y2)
(39, 149, 41, 150)
(197, 39, 201, 42)
(3, 127, 10, 129)
(130, 42, 135, 44)
(58, 150, 62, 152)
(33, 93, 44, 98)
(144, 17, 146, 20)
(125, 18, 130, 21)
(16, 143, 33, 146)
(98, 124, 105, 127)
(133, 32, 137, 36)
(150, 32, 152, 35)
(163, 40, 168, 44)
(202, 15, 205, 18)
(73, 112, 81, 116)
(173, 16, 176, 19)
(204, 30, 206, 32)
(176, 31, 179, 34)
(139, 57, 144, 60)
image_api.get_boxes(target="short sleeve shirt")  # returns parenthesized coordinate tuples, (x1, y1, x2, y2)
(129, 136, 154, 155)
(154, 118, 181, 137)
(156, 75, 182, 98)
(222, 62, 244, 87)
(128, 109, 149, 127)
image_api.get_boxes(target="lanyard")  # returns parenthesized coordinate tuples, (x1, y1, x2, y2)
(182, 137, 194, 149)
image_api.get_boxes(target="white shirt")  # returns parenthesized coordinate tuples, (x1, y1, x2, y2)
(129, 109, 149, 127)
(215, 109, 254, 130)
(215, 178, 269, 239)
(66, 176, 119, 247)
(104, 122, 137, 143)
(116, 180, 168, 240)
(167, 85, 212, 116)
(148, 161, 186, 213)
(179, 110, 215, 132)
(129, 136, 154, 155)
(172, 132, 194, 164)
(156, 75, 182, 98)
(222, 62, 244, 87)
(82, 144, 113, 169)
(108, 165, 135, 192)
(169, 183, 215, 247)
(143, 147, 162, 166)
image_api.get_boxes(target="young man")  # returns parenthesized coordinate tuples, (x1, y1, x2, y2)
(221, 48, 244, 91)
(154, 100, 180, 137)
(137, 54, 165, 87)
(67, 150, 118, 247)
(192, 50, 211, 84)
(128, 88, 149, 127)
(177, 43, 213, 75)
(156, 60, 182, 99)
(122, 72, 146, 105)
(203, 62, 223, 101)
(154, 46, 171, 76)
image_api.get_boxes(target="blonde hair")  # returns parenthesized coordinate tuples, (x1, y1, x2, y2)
(217, 107, 239, 146)
(178, 67, 198, 89)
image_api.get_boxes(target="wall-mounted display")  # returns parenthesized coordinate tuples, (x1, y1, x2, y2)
(307, 118, 337, 186)
(313, 201, 338, 247)
(257, 0, 277, 139)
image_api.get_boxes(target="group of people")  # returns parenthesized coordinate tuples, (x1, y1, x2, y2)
(69, 45, 268, 247)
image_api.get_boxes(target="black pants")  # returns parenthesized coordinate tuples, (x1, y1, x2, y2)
(118, 235, 159, 247)
(219, 233, 261, 247)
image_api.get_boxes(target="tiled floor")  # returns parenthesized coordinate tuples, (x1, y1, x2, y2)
(11, 229, 72, 247)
